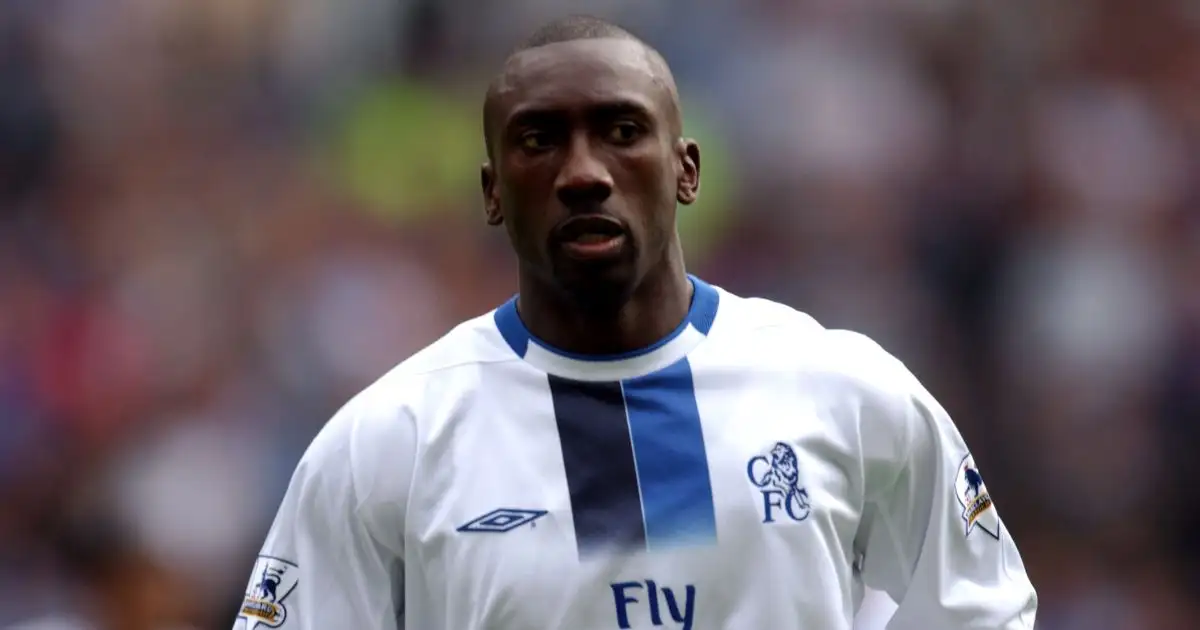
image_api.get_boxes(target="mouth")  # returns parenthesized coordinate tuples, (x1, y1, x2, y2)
(555, 215, 628, 260)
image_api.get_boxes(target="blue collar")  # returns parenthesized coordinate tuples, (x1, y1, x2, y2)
(494, 275, 719, 362)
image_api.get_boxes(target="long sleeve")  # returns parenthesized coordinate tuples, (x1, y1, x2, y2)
(854, 348, 1037, 629)
(233, 391, 416, 630)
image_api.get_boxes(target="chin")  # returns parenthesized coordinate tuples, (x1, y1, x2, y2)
(552, 263, 638, 315)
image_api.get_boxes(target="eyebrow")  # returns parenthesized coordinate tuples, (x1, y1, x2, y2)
(503, 97, 656, 132)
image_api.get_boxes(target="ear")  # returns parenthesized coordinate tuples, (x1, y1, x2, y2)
(481, 162, 502, 225)
(675, 138, 700, 205)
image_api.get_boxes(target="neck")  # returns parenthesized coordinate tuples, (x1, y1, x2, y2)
(517, 251, 692, 356)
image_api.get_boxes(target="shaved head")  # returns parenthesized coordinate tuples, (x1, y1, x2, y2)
(483, 16, 681, 159)
(514, 14, 641, 53)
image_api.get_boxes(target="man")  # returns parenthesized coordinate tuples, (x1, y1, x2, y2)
(234, 15, 1037, 630)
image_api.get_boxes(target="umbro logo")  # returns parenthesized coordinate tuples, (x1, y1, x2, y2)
(456, 508, 548, 533)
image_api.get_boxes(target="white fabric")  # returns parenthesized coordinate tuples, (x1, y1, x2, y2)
(235, 281, 1036, 630)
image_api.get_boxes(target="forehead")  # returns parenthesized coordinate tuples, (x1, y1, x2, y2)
(495, 39, 669, 119)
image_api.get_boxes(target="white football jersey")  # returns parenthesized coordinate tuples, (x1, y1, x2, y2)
(234, 277, 1037, 630)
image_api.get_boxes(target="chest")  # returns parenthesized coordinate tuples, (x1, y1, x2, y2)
(405, 369, 865, 628)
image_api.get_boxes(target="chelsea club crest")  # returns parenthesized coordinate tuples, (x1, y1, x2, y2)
(747, 442, 812, 524)
(955, 454, 1000, 540)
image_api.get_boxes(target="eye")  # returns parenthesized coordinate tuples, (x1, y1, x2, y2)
(608, 121, 642, 144)
(520, 130, 553, 152)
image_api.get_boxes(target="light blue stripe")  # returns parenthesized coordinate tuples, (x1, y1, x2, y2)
(622, 359, 717, 550)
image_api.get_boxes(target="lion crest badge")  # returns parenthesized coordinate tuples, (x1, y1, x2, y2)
(955, 454, 1000, 540)
(238, 556, 300, 629)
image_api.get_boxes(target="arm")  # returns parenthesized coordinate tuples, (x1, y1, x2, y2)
(853, 343, 1037, 629)
(233, 391, 416, 630)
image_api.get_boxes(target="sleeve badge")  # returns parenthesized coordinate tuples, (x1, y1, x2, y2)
(955, 454, 1000, 539)
(238, 555, 300, 629)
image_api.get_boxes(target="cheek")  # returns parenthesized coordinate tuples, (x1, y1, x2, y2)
(625, 168, 676, 242)
(498, 183, 551, 256)
(502, 208, 537, 249)
(621, 153, 676, 204)
(646, 161, 680, 225)
(500, 166, 558, 216)
(647, 155, 680, 208)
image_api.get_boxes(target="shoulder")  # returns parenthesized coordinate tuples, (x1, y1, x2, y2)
(387, 309, 518, 378)
(326, 308, 517, 436)
(711, 286, 918, 400)
(297, 310, 516, 515)
(710, 286, 934, 480)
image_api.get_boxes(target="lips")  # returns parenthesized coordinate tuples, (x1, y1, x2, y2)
(555, 215, 626, 243)
(554, 215, 628, 260)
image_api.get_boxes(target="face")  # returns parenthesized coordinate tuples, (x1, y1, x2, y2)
(482, 38, 700, 305)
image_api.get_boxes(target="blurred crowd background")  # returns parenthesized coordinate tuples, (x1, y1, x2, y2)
(1, 0, 1198, 628)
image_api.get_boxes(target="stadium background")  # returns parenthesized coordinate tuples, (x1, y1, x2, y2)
(1, 0, 1198, 628)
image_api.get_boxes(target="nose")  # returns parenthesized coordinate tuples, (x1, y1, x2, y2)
(555, 134, 613, 208)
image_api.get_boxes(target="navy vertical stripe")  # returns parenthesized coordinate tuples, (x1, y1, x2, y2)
(548, 376, 646, 555)
(622, 359, 717, 550)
